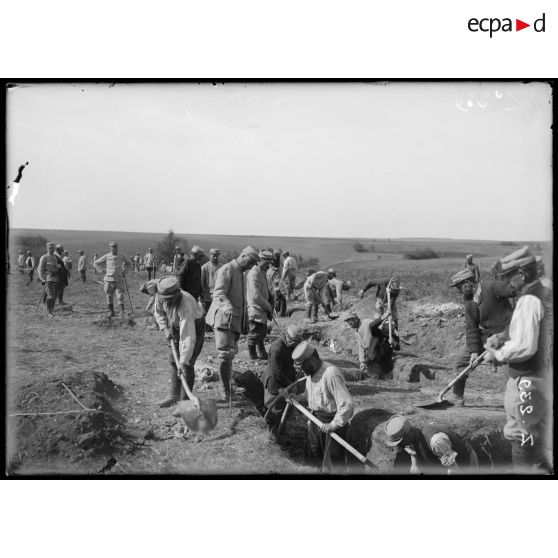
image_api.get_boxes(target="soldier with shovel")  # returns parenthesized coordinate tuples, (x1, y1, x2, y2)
(153, 276, 205, 408)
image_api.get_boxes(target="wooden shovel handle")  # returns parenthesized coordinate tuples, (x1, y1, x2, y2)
(288, 398, 376, 472)
(263, 377, 305, 421)
(437, 350, 488, 401)
(170, 341, 195, 400)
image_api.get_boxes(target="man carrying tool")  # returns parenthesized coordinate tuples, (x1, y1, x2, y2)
(304, 270, 336, 323)
(345, 309, 399, 380)
(176, 245, 207, 378)
(464, 254, 481, 283)
(25, 251, 35, 286)
(201, 248, 221, 314)
(261, 324, 304, 424)
(358, 276, 401, 326)
(206, 246, 260, 401)
(37, 242, 61, 317)
(54, 245, 69, 306)
(281, 251, 298, 300)
(77, 250, 87, 284)
(284, 341, 354, 471)
(144, 248, 155, 280)
(385, 415, 479, 474)
(483, 250, 553, 473)
(94, 242, 132, 318)
(153, 276, 205, 407)
(246, 249, 274, 361)
(448, 266, 518, 406)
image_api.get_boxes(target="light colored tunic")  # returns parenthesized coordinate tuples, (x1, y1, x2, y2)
(303, 362, 354, 428)
(94, 253, 131, 282)
(153, 289, 203, 365)
(201, 261, 221, 302)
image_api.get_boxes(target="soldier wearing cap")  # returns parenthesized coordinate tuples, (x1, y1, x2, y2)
(246, 249, 275, 361)
(201, 248, 222, 314)
(25, 250, 35, 285)
(54, 244, 69, 306)
(144, 248, 155, 280)
(304, 270, 335, 323)
(286, 341, 354, 470)
(94, 242, 132, 318)
(261, 324, 304, 419)
(38, 242, 61, 316)
(345, 310, 398, 380)
(483, 248, 553, 473)
(448, 263, 518, 406)
(206, 246, 260, 401)
(281, 251, 298, 300)
(172, 245, 185, 274)
(464, 254, 481, 283)
(153, 276, 205, 407)
(77, 250, 87, 284)
(384, 415, 478, 475)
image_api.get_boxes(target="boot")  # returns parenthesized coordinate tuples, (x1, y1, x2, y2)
(248, 343, 259, 361)
(306, 305, 313, 321)
(451, 374, 467, 407)
(47, 299, 55, 317)
(179, 365, 196, 400)
(119, 303, 126, 318)
(311, 305, 318, 323)
(159, 368, 181, 407)
(257, 341, 268, 360)
(107, 303, 115, 318)
(219, 360, 232, 400)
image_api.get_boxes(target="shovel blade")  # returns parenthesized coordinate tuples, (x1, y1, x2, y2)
(173, 398, 219, 435)
(415, 399, 454, 410)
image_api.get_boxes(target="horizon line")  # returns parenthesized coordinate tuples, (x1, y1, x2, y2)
(9, 226, 551, 245)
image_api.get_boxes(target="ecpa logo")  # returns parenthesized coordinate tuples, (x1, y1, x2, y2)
(468, 13, 546, 37)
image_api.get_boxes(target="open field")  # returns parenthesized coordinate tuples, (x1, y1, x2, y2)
(5, 231, 553, 476)
(10, 227, 552, 269)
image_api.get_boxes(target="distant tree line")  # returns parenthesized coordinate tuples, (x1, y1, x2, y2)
(403, 247, 440, 260)
(353, 241, 376, 253)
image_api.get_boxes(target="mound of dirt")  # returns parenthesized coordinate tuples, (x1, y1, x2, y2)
(7, 370, 129, 473)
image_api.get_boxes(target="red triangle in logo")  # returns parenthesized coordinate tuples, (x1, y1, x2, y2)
(516, 19, 530, 31)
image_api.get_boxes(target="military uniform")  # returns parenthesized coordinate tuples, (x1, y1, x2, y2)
(38, 248, 61, 315)
(94, 248, 131, 316)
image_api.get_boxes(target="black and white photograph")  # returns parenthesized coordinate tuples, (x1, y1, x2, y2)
(4, 81, 554, 477)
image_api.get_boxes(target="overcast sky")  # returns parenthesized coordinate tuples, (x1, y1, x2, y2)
(6, 82, 552, 241)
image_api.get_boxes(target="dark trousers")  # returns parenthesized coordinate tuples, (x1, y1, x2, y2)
(306, 411, 349, 471)
(247, 320, 267, 345)
(146, 267, 154, 280)
(27, 269, 34, 284)
(79, 270, 86, 283)
(56, 282, 66, 304)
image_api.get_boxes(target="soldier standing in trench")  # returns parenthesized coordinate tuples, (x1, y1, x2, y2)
(283, 341, 354, 473)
